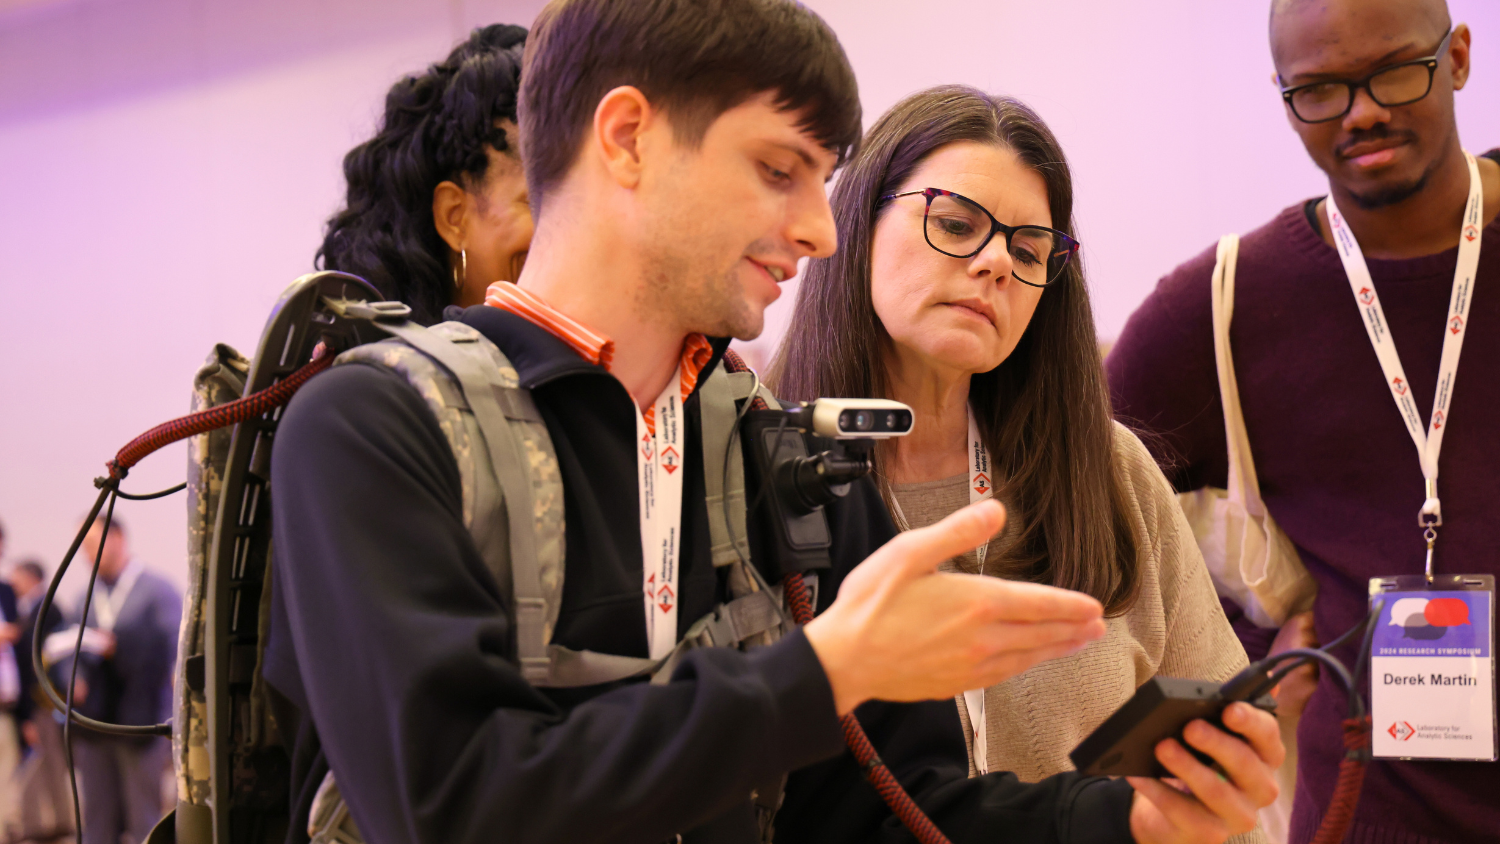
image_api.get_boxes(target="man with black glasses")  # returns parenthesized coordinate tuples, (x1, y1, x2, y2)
(1108, 1, 1500, 843)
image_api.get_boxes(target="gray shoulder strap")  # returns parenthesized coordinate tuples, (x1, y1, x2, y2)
(338, 328, 788, 691)
(345, 321, 564, 684)
(698, 366, 780, 567)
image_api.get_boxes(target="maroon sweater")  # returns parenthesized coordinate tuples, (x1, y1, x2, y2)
(1106, 149, 1500, 844)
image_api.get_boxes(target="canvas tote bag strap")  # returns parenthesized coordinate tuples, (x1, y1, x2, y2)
(1209, 234, 1269, 519)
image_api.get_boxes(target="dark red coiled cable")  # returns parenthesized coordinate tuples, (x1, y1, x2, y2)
(782, 572, 953, 844)
(108, 343, 334, 479)
(1310, 716, 1372, 844)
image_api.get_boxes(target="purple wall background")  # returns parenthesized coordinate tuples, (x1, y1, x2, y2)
(2, 0, 1497, 599)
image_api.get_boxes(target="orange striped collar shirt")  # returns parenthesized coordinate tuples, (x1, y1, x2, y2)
(484, 281, 715, 435)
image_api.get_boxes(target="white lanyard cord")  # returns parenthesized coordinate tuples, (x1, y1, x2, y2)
(94, 560, 143, 632)
(962, 406, 995, 772)
(637, 365, 687, 660)
(886, 405, 996, 773)
(1326, 150, 1484, 579)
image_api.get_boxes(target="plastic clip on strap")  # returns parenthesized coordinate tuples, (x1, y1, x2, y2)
(781, 572, 953, 844)
(1421, 478, 1442, 581)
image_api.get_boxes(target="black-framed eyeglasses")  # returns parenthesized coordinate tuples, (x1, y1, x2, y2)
(1278, 28, 1453, 124)
(880, 188, 1080, 287)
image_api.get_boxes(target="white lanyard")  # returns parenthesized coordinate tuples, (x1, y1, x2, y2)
(1326, 151, 1484, 579)
(94, 560, 143, 632)
(962, 406, 995, 773)
(637, 366, 687, 660)
(885, 406, 997, 771)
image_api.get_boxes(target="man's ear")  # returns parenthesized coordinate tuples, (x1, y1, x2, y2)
(1450, 24, 1472, 90)
(593, 86, 657, 190)
(432, 180, 470, 252)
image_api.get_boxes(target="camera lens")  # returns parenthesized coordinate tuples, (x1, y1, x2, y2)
(884, 412, 898, 430)
(852, 410, 874, 431)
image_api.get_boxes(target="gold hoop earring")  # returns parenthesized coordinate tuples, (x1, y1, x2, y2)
(453, 248, 467, 291)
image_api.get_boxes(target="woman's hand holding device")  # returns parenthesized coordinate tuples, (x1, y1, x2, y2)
(1128, 703, 1284, 844)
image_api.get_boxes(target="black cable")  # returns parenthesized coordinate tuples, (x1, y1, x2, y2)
(1239, 603, 1384, 712)
(1255, 650, 1348, 703)
(115, 481, 187, 501)
(61, 487, 118, 842)
(744, 414, 790, 529)
(1347, 599, 1385, 720)
(30, 485, 172, 737)
(1320, 611, 1372, 654)
(719, 372, 795, 630)
(1257, 648, 1354, 694)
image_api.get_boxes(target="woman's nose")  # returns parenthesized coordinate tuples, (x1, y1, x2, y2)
(968, 234, 1014, 283)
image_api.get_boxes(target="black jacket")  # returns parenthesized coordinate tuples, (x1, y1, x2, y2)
(66, 567, 181, 727)
(16, 588, 65, 727)
(264, 305, 1134, 844)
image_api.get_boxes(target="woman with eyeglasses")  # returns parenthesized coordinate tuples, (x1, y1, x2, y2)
(318, 24, 531, 325)
(769, 86, 1257, 803)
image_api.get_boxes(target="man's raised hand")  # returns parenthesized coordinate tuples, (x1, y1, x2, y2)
(804, 499, 1107, 715)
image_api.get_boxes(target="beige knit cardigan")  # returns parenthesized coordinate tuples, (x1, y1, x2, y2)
(890, 422, 1264, 842)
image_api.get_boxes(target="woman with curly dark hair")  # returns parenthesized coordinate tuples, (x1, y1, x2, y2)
(318, 24, 530, 324)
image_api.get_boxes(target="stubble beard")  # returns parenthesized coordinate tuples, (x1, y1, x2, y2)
(1339, 127, 1455, 211)
(1345, 167, 1434, 210)
(640, 242, 764, 342)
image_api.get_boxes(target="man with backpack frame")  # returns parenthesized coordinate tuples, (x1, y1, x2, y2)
(262, 1, 1287, 842)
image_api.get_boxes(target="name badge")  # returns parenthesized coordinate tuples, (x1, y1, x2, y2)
(1369, 575, 1496, 761)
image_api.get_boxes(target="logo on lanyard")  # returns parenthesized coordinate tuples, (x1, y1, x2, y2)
(638, 368, 688, 660)
(1326, 150, 1484, 578)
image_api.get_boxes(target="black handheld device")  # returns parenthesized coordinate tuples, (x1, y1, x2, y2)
(1071, 601, 1385, 780)
(1068, 674, 1277, 777)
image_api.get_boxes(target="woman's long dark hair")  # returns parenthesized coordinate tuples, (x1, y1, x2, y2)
(317, 24, 527, 324)
(770, 85, 1140, 615)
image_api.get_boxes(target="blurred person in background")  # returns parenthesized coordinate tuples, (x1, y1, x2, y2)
(317, 23, 531, 324)
(0, 520, 21, 819)
(10, 559, 63, 754)
(769, 87, 1261, 844)
(1107, 1, 1500, 842)
(48, 517, 181, 844)
(6, 559, 73, 844)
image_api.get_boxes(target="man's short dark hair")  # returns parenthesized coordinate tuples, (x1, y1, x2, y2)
(89, 515, 126, 538)
(518, 0, 862, 214)
(14, 559, 45, 583)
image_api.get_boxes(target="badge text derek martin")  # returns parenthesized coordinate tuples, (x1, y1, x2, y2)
(1383, 673, 1479, 686)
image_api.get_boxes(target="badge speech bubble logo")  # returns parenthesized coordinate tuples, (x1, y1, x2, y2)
(1389, 597, 1430, 627)
(1424, 597, 1471, 627)
(1387, 596, 1472, 640)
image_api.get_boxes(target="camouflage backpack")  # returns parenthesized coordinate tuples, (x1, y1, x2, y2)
(170, 272, 797, 844)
